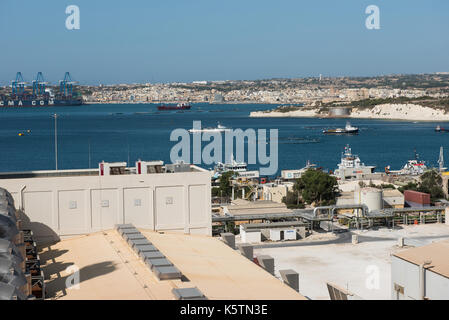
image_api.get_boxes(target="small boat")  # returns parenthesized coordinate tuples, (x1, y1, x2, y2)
(435, 125, 448, 132)
(189, 122, 231, 133)
(323, 122, 359, 134)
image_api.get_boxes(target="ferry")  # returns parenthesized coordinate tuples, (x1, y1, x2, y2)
(323, 122, 359, 134)
(212, 155, 259, 179)
(157, 103, 191, 111)
(333, 145, 375, 179)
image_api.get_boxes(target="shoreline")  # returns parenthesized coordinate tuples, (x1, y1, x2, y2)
(250, 103, 449, 122)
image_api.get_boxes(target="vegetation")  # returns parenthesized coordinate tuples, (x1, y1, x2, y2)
(282, 169, 338, 208)
(398, 169, 445, 201)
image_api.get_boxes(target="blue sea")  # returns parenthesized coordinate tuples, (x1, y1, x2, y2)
(0, 103, 447, 176)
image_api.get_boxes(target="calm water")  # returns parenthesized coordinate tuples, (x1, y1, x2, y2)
(0, 103, 447, 176)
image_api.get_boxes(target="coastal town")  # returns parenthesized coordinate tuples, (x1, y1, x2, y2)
(78, 73, 449, 105)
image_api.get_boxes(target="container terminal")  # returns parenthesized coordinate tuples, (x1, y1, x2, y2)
(0, 72, 83, 107)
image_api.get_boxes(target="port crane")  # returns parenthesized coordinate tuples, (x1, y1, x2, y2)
(11, 72, 27, 96)
(32, 72, 48, 96)
(59, 72, 77, 97)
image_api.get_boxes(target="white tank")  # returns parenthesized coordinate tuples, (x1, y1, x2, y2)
(354, 187, 383, 212)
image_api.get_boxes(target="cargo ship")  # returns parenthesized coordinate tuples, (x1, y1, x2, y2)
(0, 72, 83, 107)
(157, 103, 191, 111)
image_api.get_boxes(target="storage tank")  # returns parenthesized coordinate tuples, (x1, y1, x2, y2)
(329, 107, 351, 117)
(354, 187, 383, 212)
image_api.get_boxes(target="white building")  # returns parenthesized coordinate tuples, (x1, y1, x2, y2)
(0, 161, 212, 243)
(391, 240, 449, 300)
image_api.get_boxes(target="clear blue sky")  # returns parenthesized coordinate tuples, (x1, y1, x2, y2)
(1, 0, 448, 85)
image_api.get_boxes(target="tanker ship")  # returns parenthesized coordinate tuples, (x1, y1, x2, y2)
(0, 72, 83, 107)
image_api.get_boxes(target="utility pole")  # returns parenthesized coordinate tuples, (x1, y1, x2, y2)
(54, 114, 58, 170)
(88, 138, 91, 169)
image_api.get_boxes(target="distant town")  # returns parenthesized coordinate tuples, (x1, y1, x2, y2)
(76, 73, 449, 105)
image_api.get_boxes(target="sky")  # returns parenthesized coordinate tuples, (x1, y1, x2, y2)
(1, 0, 448, 85)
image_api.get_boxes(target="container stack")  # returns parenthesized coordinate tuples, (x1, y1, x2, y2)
(0, 188, 44, 300)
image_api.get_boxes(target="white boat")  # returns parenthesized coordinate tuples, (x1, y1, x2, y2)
(333, 144, 375, 179)
(213, 154, 259, 179)
(385, 150, 427, 176)
(189, 122, 231, 133)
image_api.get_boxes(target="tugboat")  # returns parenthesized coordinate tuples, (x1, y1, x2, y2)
(323, 121, 359, 134)
(157, 102, 191, 111)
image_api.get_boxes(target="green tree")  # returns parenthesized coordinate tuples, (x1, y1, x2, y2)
(297, 169, 338, 205)
(418, 169, 445, 201)
(398, 169, 445, 201)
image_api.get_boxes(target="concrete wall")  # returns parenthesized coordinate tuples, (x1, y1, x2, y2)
(0, 169, 212, 242)
(391, 256, 449, 300)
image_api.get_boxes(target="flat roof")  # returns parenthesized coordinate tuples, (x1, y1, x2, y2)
(42, 230, 304, 300)
(393, 240, 449, 279)
(0, 164, 207, 179)
(141, 231, 305, 300)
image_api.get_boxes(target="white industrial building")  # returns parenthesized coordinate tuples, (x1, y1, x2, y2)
(0, 160, 212, 243)
(391, 240, 449, 300)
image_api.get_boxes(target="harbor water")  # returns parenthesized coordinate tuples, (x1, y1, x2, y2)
(0, 103, 447, 175)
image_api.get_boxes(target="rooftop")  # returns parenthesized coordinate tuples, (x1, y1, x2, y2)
(41, 230, 304, 300)
(393, 240, 449, 279)
(0, 162, 208, 179)
(226, 200, 292, 216)
(254, 224, 449, 300)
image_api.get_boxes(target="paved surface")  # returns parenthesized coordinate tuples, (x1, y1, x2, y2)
(254, 224, 449, 300)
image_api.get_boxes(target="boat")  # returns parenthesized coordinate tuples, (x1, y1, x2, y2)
(435, 125, 448, 132)
(323, 122, 359, 134)
(1, 72, 83, 107)
(188, 122, 231, 133)
(385, 149, 427, 176)
(333, 144, 375, 179)
(157, 103, 191, 111)
(212, 154, 259, 179)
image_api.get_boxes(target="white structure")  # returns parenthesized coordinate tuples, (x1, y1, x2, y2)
(354, 187, 383, 212)
(334, 145, 376, 180)
(0, 161, 212, 243)
(240, 228, 262, 243)
(269, 229, 282, 241)
(262, 183, 293, 203)
(391, 240, 449, 300)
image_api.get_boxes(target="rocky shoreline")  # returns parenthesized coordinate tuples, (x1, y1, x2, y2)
(250, 103, 449, 121)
